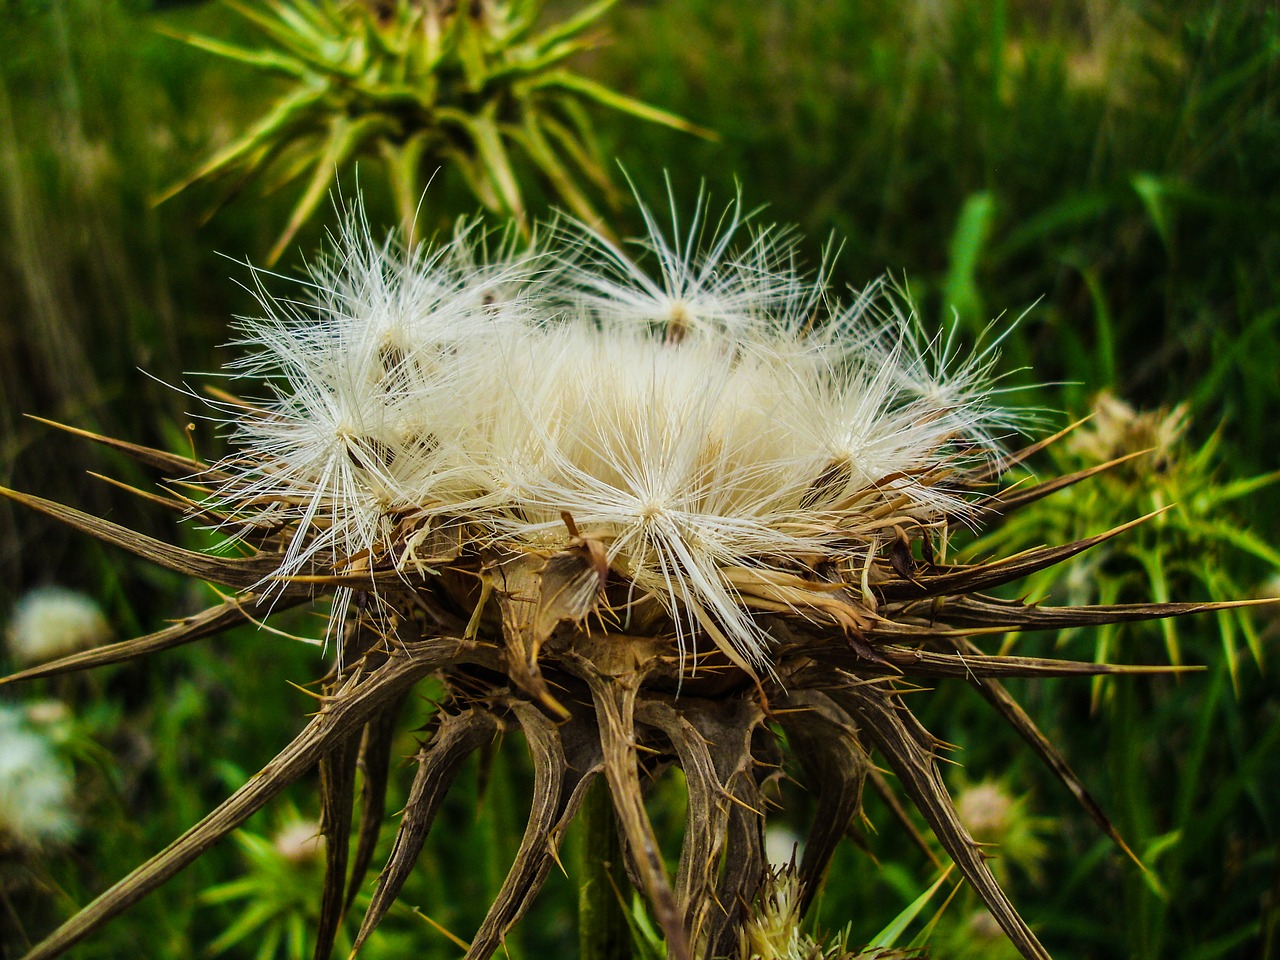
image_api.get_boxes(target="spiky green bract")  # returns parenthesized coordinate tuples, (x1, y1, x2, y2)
(159, 0, 713, 263)
(966, 390, 1280, 690)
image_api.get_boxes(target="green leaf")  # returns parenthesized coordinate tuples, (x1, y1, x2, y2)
(530, 70, 716, 138)
(1215, 604, 1241, 693)
(1191, 307, 1280, 409)
(1137, 831, 1178, 900)
(442, 105, 527, 223)
(285, 910, 307, 960)
(491, 36, 599, 84)
(990, 190, 1116, 260)
(1185, 519, 1280, 569)
(269, 0, 336, 42)
(224, 0, 363, 79)
(541, 110, 616, 198)
(1075, 262, 1116, 387)
(1131, 172, 1174, 252)
(155, 84, 328, 204)
(267, 113, 393, 265)
(502, 0, 546, 45)
(511, 109, 602, 226)
(349, 79, 434, 113)
(260, 140, 330, 195)
(197, 139, 293, 222)
(157, 26, 309, 79)
(622, 893, 666, 960)
(422, 0, 471, 73)
(379, 132, 438, 237)
(206, 900, 281, 955)
(198, 877, 264, 906)
(455, 12, 492, 93)
(264, 1, 337, 42)
(252, 924, 284, 960)
(1134, 541, 1180, 666)
(1198, 469, 1280, 507)
(444, 144, 502, 213)
(222, 0, 318, 56)
(529, 0, 618, 54)
(943, 190, 997, 328)
(868, 866, 954, 947)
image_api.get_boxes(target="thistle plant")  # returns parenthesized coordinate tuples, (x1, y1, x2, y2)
(735, 866, 917, 960)
(2, 196, 1266, 960)
(966, 390, 1280, 692)
(196, 813, 336, 960)
(160, 0, 709, 263)
(922, 778, 1052, 960)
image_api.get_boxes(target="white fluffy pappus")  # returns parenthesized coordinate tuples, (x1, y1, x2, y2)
(205, 194, 1031, 667)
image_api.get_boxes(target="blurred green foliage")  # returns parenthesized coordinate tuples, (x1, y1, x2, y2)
(160, 0, 710, 263)
(2, 0, 1278, 958)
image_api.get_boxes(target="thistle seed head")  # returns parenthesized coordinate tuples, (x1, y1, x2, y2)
(2, 193, 1258, 960)
(212, 196, 1022, 669)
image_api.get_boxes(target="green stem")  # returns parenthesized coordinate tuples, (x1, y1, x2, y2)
(579, 777, 633, 960)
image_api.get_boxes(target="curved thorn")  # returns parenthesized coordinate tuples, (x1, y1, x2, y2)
(967, 449, 1152, 523)
(315, 730, 362, 960)
(0, 487, 281, 588)
(571, 658, 692, 960)
(638, 699, 729, 950)
(0, 591, 308, 685)
(774, 690, 870, 918)
(464, 702, 573, 959)
(870, 647, 1202, 680)
(20, 643, 451, 960)
(952, 638, 1146, 873)
(834, 684, 1052, 960)
(344, 695, 408, 916)
(351, 708, 499, 956)
(922, 594, 1280, 631)
(963, 417, 1090, 487)
(22, 415, 216, 476)
(882, 510, 1170, 602)
(708, 751, 768, 959)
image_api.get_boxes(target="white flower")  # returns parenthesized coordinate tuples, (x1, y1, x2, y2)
(6, 585, 111, 666)
(956, 780, 1016, 841)
(209, 194, 1026, 668)
(0, 704, 77, 850)
(764, 824, 803, 868)
(272, 820, 325, 865)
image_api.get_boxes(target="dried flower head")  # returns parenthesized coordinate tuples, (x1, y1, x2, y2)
(1, 195, 1261, 960)
(738, 866, 812, 960)
(1065, 390, 1188, 474)
(953, 777, 1050, 886)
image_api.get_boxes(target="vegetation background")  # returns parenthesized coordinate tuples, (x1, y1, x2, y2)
(1, 1, 1277, 958)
